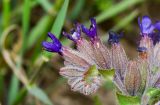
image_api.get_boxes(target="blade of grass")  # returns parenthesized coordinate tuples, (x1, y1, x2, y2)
(14, 84, 54, 105)
(1, 25, 29, 105)
(96, 0, 143, 24)
(42, 0, 69, 60)
(27, 15, 53, 49)
(37, 0, 54, 14)
(16, 1, 31, 100)
(26, 0, 56, 58)
(13, 87, 27, 105)
(69, 0, 85, 20)
(27, 16, 55, 63)
(27, 85, 53, 105)
(0, 73, 5, 103)
(8, 76, 19, 105)
(12, 1, 68, 103)
(2, 0, 11, 30)
(101, 10, 139, 42)
(8, 1, 31, 105)
(21, 1, 53, 104)
(112, 9, 139, 31)
(0, 15, 2, 38)
(22, 0, 31, 53)
(2, 1, 20, 105)
(9, 0, 31, 104)
(51, 0, 69, 37)
(13, 57, 47, 105)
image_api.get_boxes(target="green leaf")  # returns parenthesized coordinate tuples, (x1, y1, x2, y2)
(112, 10, 139, 31)
(51, 0, 69, 37)
(2, 0, 11, 30)
(13, 87, 27, 105)
(146, 88, 160, 104)
(27, 85, 53, 105)
(99, 69, 115, 81)
(116, 92, 141, 105)
(69, 0, 85, 20)
(42, 0, 69, 60)
(8, 76, 19, 105)
(27, 15, 53, 49)
(0, 74, 5, 104)
(146, 88, 160, 97)
(0, 16, 2, 36)
(22, 0, 31, 53)
(96, 0, 143, 24)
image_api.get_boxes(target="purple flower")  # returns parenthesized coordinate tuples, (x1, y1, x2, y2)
(42, 32, 62, 53)
(108, 31, 123, 44)
(138, 16, 155, 36)
(63, 23, 81, 42)
(42, 16, 160, 97)
(81, 18, 97, 41)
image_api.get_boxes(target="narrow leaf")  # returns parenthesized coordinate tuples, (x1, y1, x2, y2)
(13, 88, 27, 105)
(51, 0, 69, 37)
(69, 0, 85, 20)
(116, 92, 140, 105)
(96, 0, 143, 24)
(27, 15, 53, 49)
(2, 0, 11, 29)
(8, 76, 19, 105)
(146, 88, 160, 104)
(146, 88, 160, 97)
(22, 0, 31, 53)
(112, 10, 139, 31)
(28, 85, 53, 105)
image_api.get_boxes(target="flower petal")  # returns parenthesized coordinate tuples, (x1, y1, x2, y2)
(42, 32, 62, 53)
(81, 18, 97, 41)
(138, 16, 155, 35)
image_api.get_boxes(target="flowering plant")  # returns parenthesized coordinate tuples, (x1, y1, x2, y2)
(42, 16, 160, 105)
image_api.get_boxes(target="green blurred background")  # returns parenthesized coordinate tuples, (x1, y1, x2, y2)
(0, 0, 159, 105)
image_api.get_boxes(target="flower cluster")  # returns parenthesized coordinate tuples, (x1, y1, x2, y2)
(42, 16, 160, 97)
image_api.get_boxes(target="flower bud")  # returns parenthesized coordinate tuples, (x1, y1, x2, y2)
(124, 61, 141, 96)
